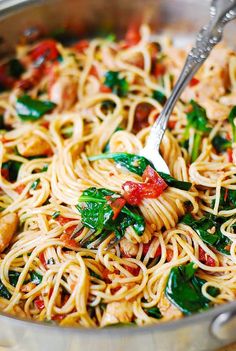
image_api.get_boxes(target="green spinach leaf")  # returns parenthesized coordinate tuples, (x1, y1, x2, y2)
(0, 280, 11, 300)
(165, 262, 220, 315)
(76, 187, 145, 244)
(104, 71, 129, 97)
(8, 270, 21, 287)
(182, 213, 231, 255)
(30, 271, 43, 285)
(228, 106, 236, 143)
(153, 90, 167, 105)
(144, 307, 162, 319)
(212, 135, 231, 153)
(16, 95, 56, 121)
(182, 100, 211, 162)
(2, 160, 22, 182)
(88, 152, 192, 191)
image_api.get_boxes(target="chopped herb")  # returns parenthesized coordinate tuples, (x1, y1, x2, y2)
(88, 268, 101, 280)
(165, 262, 220, 315)
(212, 135, 231, 153)
(16, 95, 56, 121)
(61, 125, 73, 138)
(2, 160, 22, 182)
(31, 178, 40, 190)
(41, 165, 48, 172)
(213, 187, 236, 212)
(29, 271, 43, 285)
(182, 100, 211, 162)
(76, 187, 145, 245)
(106, 34, 116, 42)
(182, 213, 231, 255)
(228, 106, 236, 143)
(101, 100, 116, 113)
(8, 270, 21, 287)
(88, 152, 192, 191)
(153, 90, 167, 105)
(104, 71, 129, 97)
(0, 279, 11, 300)
(47, 258, 55, 265)
(52, 211, 60, 219)
(144, 307, 162, 319)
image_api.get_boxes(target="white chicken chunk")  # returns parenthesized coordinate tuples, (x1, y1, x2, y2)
(49, 76, 77, 111)
(18, 134, 51, 157)
(101, 301, 133, 326)
(120, 238, 138, 257)
(0, 213, 18, 253)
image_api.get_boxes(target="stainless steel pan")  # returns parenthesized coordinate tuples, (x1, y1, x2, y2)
(0, 1, 236, 350)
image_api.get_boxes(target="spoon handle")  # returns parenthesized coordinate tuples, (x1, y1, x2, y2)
(145, 0, 236, 152)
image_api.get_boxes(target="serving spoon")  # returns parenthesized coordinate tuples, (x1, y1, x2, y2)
(140, 0, 236, 174)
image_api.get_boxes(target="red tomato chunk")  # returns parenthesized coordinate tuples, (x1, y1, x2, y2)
(122, 165, 168, 205)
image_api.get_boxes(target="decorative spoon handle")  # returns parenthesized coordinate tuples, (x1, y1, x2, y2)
(144, 0, 236, 153)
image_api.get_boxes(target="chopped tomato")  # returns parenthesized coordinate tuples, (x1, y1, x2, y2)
(0, 64, 15, 90)
(1, 168, 9, 180)
(142, 242, 161, 258)
(199, 246, 216, 267)
(152, 62, 166, 78)
(166, 249, 173, 262)
(123, 264, 140, 276)
(30, 40, 59, 62)
(111, 286, 121, 295)
(1, 136, 8, 144)
(125, 24, 141, 47)
(15, 184, 26, 194)
(122, 165, 168, 205)
(41, 120, 50, 129)
(189, 77, 199, 87)
(168, 120, 177, 129)
(100, 85, 112, 93)
(106, 196, 126, 220)
(49, 287, 54, 298)
(17, 66, 44, 91)
(60, 233, 78, 249)
(39, 252, 47, 268)
(56, 215, 73, 225)
(227, 148, 233, 163)
(133, 102, 153, 133)
(34, 296, 45, 310)
(74, 40, 89, 53)
(56, 216, 76, 234)
(89, 65, 99, 78)
(103, 268, 119, 283)
(44, 148, 53, 157)
(224, 188, 229, 202)
(52, 314, 65, 321)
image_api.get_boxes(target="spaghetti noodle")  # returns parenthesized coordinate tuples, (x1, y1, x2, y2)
(0, 24, 235, 327)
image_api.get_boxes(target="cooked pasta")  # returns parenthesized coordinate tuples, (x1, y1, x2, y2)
(0, 23, 236, 327)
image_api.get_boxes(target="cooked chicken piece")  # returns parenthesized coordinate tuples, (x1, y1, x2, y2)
(49, 76, 77, 111)
(158, 294, 182, 320)
(18, 134, 51, 157)
(120, 238, 139, 257)
(101, 301, 133, 326)
(21, 282, 36, 293)
(200, 99, 230, 121)
(0, 213, 19, 253)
